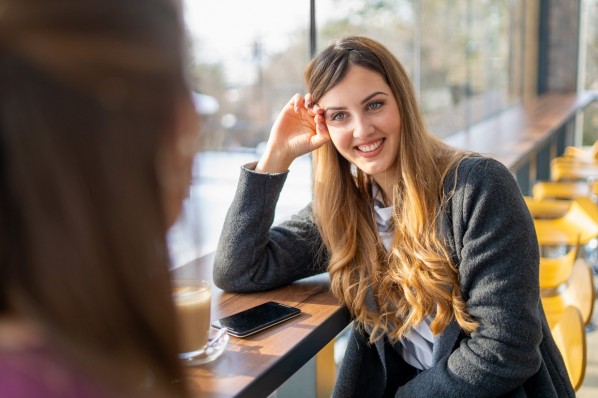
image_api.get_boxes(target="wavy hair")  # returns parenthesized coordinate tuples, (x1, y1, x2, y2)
(306, 36, 478, 342)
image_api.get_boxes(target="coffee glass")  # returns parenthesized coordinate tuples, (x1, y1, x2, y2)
(172, 278, 227, 365)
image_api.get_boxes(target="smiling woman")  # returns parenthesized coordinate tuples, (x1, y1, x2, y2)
(213, 36, 575, 397)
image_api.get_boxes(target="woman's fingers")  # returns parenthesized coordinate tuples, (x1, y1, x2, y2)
(311, 110, 330, 148)
(290, 93, 320, 114)
(304, 93, 314, 109)
(282, 93, 329, 147)
(314, 112, 326, 129)
(266, 93, 330, 159)
(290, 93, 303, 113)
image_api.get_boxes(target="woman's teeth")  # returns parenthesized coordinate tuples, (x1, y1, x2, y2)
(357, 139, 383, 153)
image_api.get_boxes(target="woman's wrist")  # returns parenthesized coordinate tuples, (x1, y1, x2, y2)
(255, 148, 292, 173)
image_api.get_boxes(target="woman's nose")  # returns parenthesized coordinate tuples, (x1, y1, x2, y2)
(352, 115, 374, 138)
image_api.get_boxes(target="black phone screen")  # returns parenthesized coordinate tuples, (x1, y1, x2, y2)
(212, 301, 301, 338)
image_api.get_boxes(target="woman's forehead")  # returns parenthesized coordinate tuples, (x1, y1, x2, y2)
(318, 66, 390, 107)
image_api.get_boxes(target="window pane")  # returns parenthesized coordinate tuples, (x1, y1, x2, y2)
(421, 0, 469, 136)
(582, 0, 598, 145)
(586, 0, 598, 93)
(423, 0, 525, 137)
(316, 0, 416, 74)
(169, 1, 312, 266)
(468, 0, 524, 124)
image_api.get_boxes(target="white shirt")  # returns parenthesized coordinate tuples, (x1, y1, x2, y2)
(372, 183, 434, 370)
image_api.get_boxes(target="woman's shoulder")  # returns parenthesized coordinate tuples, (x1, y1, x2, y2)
(447, 155, 514, 190)
(452, 155, 510, 178)
(444, 154, 522, 211)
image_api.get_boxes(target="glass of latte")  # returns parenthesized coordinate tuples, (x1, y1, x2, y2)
(173, 278, 228, 366)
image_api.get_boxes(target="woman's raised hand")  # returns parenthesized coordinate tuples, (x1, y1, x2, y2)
(256, 93, 330, 173)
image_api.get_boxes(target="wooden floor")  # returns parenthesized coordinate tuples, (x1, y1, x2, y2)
(576, 275, 598, 397)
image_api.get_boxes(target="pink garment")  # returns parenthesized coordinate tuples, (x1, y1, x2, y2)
(0, 344, 113, 398)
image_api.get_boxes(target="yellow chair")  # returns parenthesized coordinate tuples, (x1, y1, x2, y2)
(563, 140, 598, 162)
(532, 181, 598, 202)
(539, 245, 577, 289)
(530, 197, 597, 326)
(541, 258, 595, 327)
(550, 157, 598, 181)
(568, 258, 595, 326)
(533, 197, 598, 246)
(524, 196, 570, 220)
(541, 288, 567, 328)
(549, 305, 586, 391)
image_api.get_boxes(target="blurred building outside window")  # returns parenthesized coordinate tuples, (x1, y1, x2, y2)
(582, 0, 598, 146)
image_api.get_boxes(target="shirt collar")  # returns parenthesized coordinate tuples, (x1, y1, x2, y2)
(372, 181, 393, 232)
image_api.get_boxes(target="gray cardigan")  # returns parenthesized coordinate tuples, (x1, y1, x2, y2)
(213, 157, 574, 397)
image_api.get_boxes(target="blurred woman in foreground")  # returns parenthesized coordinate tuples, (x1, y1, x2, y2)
(0, 0, 198, 396)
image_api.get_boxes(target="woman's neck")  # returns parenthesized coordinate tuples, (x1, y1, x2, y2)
(372, 173, 396, 206)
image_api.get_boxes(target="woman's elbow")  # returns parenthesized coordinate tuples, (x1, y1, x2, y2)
(212, 259, 242, 292)
(212, 273, 239, 292)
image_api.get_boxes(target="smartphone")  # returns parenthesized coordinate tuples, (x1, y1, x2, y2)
(211, 301, 301, 338)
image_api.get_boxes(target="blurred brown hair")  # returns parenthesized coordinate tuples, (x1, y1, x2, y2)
(0, 0, 191, 396)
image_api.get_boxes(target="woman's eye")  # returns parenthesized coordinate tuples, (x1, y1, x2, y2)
(331, 112, 346, 121)
(367, 101, 383, 110)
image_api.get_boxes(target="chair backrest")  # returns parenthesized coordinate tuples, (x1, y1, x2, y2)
(550, 305, 586, 390)
(540, 251, 595, 328)
(532, 181, 595, 201)
(525, 196, 570, 219)
(567, 258, 596, 326)
(551, 157, 598, 181)
(539, 245, 577, 289)
(565, 197, 598, 243)
(534, 197, 598, 245)
(564, 145, 597, 162)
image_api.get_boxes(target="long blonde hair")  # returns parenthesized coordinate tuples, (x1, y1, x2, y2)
(307, 36, 478, 342)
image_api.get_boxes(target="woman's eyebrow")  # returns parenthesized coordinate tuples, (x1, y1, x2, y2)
(361, 91, 388, 104)
(324, 91, 389, 111)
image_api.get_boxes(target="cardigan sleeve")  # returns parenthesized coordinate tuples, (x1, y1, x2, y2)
(396, 157, 543, 397)
(212, 162, 328, 292)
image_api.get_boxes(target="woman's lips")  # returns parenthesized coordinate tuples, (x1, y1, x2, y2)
(355, 138, 384, 155)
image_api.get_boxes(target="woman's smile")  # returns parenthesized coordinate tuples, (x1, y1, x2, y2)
(356, 138, 385, 154)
